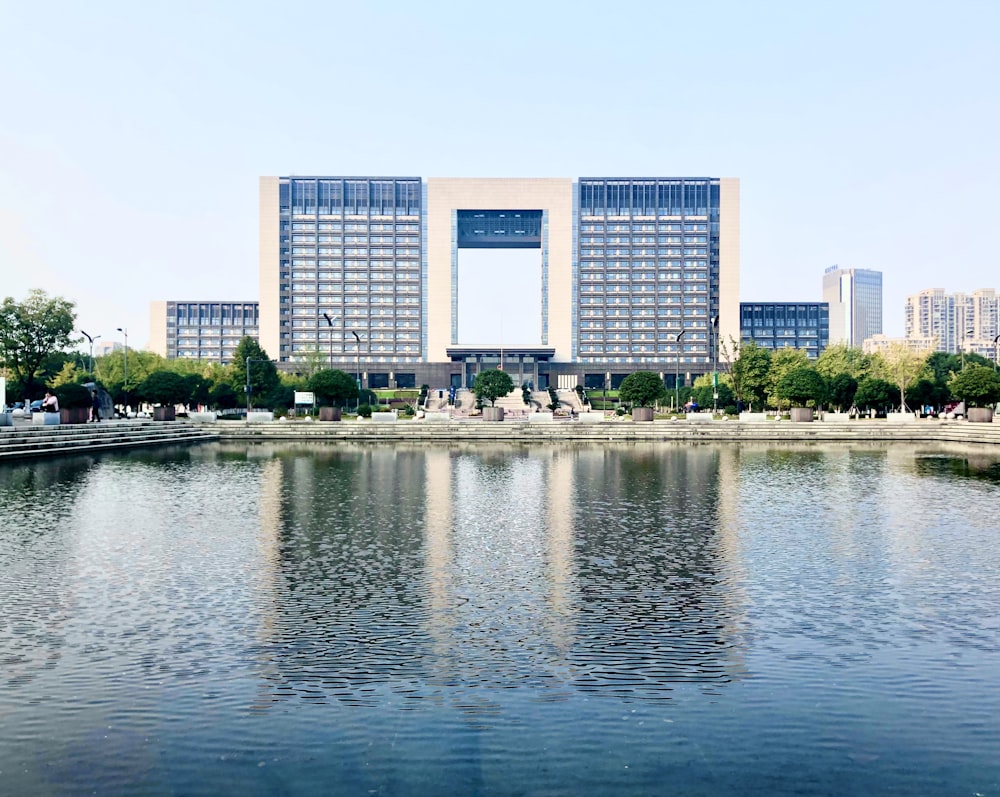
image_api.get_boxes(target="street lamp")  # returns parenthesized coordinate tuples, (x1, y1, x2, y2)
(711, 315, 719, 413)
(351, 330, 362, 410)
(961, 328, 974, 370)
(321, 313, 340, 370)
(80, 330, 100, 375)
(674, 329, 686, 411)
(116, 327, 128, 414)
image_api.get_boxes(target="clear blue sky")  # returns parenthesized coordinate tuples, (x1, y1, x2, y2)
(2, 0, 997, 348)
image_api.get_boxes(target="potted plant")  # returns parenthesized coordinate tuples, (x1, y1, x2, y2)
(618, 371, 665, 421)
(308, 369, 358, 421)
(137, 371, 188, 421)
(776, 367, 827, 422)
(473, 369, 515, 421)
(950, 366, 1000, 423)
(56, 383, 92, 424)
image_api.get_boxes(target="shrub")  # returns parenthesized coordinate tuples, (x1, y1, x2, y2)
(357, 403, 373, 418)
(55, 382, 92, 409)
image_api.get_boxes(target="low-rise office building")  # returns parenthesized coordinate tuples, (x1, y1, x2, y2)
(739, 302, 829, 358)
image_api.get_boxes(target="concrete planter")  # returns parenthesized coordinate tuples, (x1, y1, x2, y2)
(372, 411, 398, 423)
(790, 407, 813, 423)
(58, 408, 89, 425)
(887, 412, 918, 423)
(632, 407, 654, 422)
(153, 406, 176, 422)
(739, 412, 768, 423)
(482, 406, 505, 422)
(528, 412, 554, 423)
(577, 412, 606, 423)
(822, 412, 849, 424)
(967, 407, 994, 423)
(189, 411, 217, 423)
(247, 411, 274, 423)
(0, 412, 12, 427)
(318, 406, 342, 422)
(33, 412, 61, 425)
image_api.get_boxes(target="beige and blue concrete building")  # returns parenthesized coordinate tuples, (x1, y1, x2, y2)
(149, 300, 259, 364)
(255, 176, 740, 390)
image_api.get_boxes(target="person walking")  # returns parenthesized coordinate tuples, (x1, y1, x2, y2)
(90, 390, 101, 422)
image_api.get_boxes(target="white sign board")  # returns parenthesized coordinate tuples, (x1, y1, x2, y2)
(293, 391, 315, 406)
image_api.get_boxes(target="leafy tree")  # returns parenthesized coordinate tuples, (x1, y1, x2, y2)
(776, 367, 827, 407)
(183, 374, 213, 409)
(472, 369, 515, 407)
(137, 371, 189, 407)
(854, 377, 897, 412)
(0, 290, 76, 397)
(229, 337, 278, 408)
(827, 373, 858, 412)
(308, 369, 358, 407)
(210, 382, 239, 410)
(51, 361, 82, 388)
(722, 338, 771, 410)
(907, 378, 949, 410)
(875, 343, 928, 412)
(949, 366, 1000, 407)
(619, 371, 666, 408)
(815, 343, 877, 381)
(766, 348, 811, 409)
(266, 384, 296, 411)
(692, 382, 735, 413)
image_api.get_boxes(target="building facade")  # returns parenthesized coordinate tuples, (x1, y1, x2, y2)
(149, 300, 259, 363)
(255, 176, 740, 389)
(862, 334, 937, 356)
(739, 302, 829, 358)
(904, 288, 999, 355)
(822, 266, 882, 347)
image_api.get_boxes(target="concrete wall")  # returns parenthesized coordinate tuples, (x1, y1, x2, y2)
(425, 178, 575, 362)
(258, 177, 281, 360)
(718, 178, 741, 354)
(148, 301, 167, 357)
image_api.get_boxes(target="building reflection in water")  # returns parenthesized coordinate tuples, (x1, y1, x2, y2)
(246, 442, 748, 708)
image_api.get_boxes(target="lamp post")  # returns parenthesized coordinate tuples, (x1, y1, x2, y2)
(961, 328, 974, 370)
(674, 329, 686, 411)
(80, 330, 100, 375)
(116, 327, 128, 414)
(321, 313, 340, 370)
(351, 330, 362, 410)
(711, 315, 719, 413)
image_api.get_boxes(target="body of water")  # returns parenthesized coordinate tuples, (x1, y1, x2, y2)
(1, 442, 998, 796)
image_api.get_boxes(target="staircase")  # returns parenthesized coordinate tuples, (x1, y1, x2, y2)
(0, 419, 218, 462)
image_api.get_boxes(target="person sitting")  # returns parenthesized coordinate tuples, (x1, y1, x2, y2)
(41, 391, 59, 413)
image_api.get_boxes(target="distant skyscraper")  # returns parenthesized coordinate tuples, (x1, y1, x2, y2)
(822, 266, 882, 347)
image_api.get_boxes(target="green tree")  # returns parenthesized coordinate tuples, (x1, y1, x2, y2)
(776, 367, 827, 407)
(875, 343, 929, 412)
(229, 337, 278, 408)
(907, 378, 949, 411)
(827, 373, 858, 412)
(692, 382, 735, 413)
(472, 369, 515, 407)
(949, 366, 1000, 407)
(766, 348, 811, 409)
(854, 377, 897, 413)
(0, 290, 76, 397)
(619, 371, 666, 408)
(722, 338, 771, 410)
(308, 369, 358, 407)
(815, 343, 877, 381)
(137, 371, 189, 407)
(210, 382, 239, 410)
